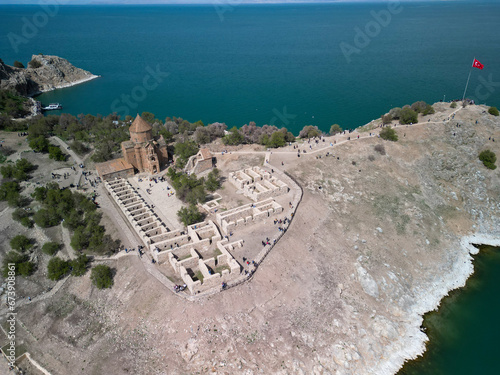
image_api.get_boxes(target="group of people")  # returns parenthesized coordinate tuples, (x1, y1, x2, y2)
(174, 284, 187, 292)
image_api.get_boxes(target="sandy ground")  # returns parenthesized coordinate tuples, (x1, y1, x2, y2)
(0, 102, 499, 375)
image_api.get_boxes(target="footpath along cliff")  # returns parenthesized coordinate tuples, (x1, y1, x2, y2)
(0, 54, 98, 97)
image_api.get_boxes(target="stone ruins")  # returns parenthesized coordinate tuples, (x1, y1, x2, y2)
(229, 166, 289, 201)
(103, 164, 293, 296)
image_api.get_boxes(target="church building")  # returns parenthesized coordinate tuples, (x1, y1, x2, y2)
(96, 115, 169, 180)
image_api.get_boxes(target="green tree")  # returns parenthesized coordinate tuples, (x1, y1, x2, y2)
(10, 235, 34, 252)
(177, 204, 204, 226)
(48, 145, 66, 161)
(70, 254, 90, 276)
(2, 251, 34, 277)
(267, 131, 286, 148)
(47, 257, 70, 280)
(205, 168, 221, 192)
(0, 181, 21, 206)
(141, 111, 156, 124)
(488, 107, 499, 116)
(380, 127, 398, 142)
(33, 207, 62, 228)
(42, 242, 60, 256)
(29, 136, 50, 152)
(399, 107, 418, 125)
(450, 102, 457, 108)
(422, 104, 435, 116)
(479, 150, 497, 170)
(70, 140, 89, 155)
(389, 107, 402, 119)
(329, 124, 343, 135)
(13, 61, 25, 68)
(222, 126, 245, 145)
(299, 125, 321, 139)
(90, 265, 114, 289)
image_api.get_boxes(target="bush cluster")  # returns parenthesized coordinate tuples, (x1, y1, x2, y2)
(380, 127, 398, 141)
(166, 167, 206, 205)
(0, 158, 36, 182)
(32, 183, 119, 254)
(2, 251, 34, 278)
(90, 265, 114, 289)
(479, 150, 497, 170)
(47, 254, 90, 281)
(488, 106, 499, 116)
(0, 89, 29, 118)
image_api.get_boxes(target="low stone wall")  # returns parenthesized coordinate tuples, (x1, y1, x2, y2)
(215, 198, 283, 235)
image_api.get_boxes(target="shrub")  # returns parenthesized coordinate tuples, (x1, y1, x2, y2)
(177, 204, 204, 226)
(380, 127, 398, 142)
(389, 107, 402, 119)
(42, 242, 60, 256)
(91, 265, 113, 289)
(47, 257, 70, 280)
(222, 126, 245, 145)
(10, 235, 34, 252)
(13, 61, 25, 68)
(399, 107, 418, 125)
(299, 125, 321, 139)
(450, 102, 457, 108)
(329, 124, 343, 135)
(374, 144, 386, 155)
(479, 150, 497, 170)
(422, 105, 435, 116)
(28, 59, 42, 69)
(488, 107, 499, 116)
(411, 101, 428, 113)
(205, 168, 221, 192)
(381, 114, 392, 125)
(70, 254, 90, 276)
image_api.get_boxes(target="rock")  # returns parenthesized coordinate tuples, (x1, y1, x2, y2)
(181, 338, 198, 362)
(356, 263, 379, 298)
(376, 227, 383, 233)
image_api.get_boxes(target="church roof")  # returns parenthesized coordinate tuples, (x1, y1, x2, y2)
(129, 114, 152, 133)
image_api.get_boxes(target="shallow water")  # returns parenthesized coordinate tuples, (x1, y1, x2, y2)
(398, 246, 500, 375)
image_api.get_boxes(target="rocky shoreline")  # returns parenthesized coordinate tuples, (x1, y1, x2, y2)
(0, 54, 99, 97)
(384, 234, 500, 375)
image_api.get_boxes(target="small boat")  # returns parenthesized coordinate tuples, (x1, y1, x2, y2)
(42, 103, 62, 111)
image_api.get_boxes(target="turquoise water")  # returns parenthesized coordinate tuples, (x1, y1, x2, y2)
(399, 246, 500, 375)
(1, 2, 500, 133)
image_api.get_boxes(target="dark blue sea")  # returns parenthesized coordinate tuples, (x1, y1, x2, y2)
(0, 1, 499, 134)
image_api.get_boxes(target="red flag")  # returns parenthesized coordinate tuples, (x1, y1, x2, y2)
(472, 58, 484, 70)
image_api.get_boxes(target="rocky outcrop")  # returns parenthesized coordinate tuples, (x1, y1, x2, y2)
(0, 54, 99, 97)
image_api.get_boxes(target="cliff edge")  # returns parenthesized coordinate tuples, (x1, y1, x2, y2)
(0, 54, 99, 97)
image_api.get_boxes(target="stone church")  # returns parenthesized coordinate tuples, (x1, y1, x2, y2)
(96, 115, 168, 180)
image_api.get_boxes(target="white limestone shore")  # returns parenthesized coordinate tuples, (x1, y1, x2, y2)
(35, 74, 100, 95)
(379, 233, 500, 375)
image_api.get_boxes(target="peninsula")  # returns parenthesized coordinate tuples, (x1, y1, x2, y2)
(0, 54, 99, 97)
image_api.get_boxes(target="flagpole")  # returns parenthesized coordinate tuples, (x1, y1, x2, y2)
(462, 58, 474, 101)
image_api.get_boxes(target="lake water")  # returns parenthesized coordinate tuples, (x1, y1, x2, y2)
(0, 1, 499, 134)
(398, 246, 500, 375)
